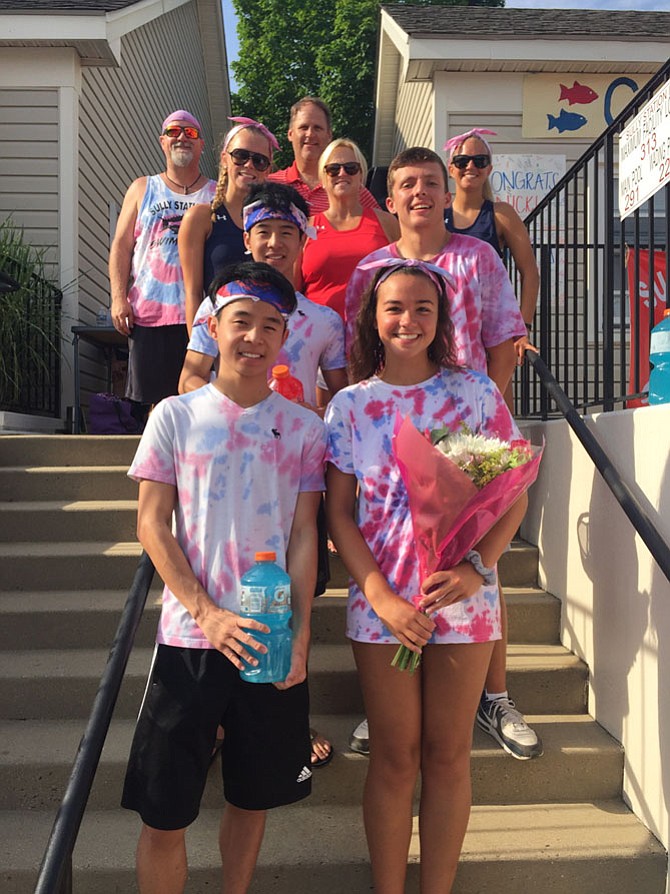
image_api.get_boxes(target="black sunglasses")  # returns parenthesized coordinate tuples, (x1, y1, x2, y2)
(228, 148, 271, 172)
(451, 154, 490, 170)
(324, 162, 362, 177)
(163, 125, 201, 140)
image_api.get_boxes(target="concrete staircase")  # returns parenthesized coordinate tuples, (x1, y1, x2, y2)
(0, 434, 666, 893)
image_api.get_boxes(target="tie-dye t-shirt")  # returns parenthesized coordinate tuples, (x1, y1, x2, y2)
(189, 292, 346, 406)
(128, 175, 216, 327)
(343, 236, 526, 365)
(128, 384, 327, 649)
(325, 368, 520, 645)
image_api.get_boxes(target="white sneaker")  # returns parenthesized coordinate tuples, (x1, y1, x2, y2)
(349, 718, 369, 755)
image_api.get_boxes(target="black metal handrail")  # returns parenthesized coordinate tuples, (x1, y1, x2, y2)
(34, 551, 155, 894)
(526, 352, 670, 584)
(511, 57, 670, 417)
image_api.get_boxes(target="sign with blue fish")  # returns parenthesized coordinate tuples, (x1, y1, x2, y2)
(547, 109, 587, 134)
(523, 73, 650, 138)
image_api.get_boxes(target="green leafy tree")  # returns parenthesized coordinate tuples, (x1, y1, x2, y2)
(231, 0, 504, 166)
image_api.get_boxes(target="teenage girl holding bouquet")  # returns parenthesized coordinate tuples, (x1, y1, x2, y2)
(325, 259, 528, 893)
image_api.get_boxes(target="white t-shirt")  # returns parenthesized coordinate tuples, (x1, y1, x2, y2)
(129, 384, 327, 649)
(325, 368, 520, 645)
(189, 292, 346, 406)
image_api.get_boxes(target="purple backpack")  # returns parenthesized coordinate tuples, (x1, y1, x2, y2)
(88, 393, 140, 434)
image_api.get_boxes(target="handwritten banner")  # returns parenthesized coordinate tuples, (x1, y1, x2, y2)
(618, 79, 670, 220)
(490, 155, 565, 219)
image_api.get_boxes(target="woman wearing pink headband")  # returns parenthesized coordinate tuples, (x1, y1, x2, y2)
(443, 128, 539, 407)
(179, 117, 278, 332)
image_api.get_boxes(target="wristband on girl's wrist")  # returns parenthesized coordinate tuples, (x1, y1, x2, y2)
(524, 322, 532, 332)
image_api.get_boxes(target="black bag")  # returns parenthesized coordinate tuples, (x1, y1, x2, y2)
(88, 392, 141, 434)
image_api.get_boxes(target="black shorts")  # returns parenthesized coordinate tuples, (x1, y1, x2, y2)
(121, 645, 311, 830)
(125, 323, 188, 405)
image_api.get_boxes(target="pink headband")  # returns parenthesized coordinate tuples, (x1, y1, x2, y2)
(360, 257, 456, 295)
(443, 128, 497, 159)
(161, 110, 203, 133)
(223, 116, 279, 157)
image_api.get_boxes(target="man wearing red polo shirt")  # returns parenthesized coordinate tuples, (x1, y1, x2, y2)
(269, 96, 379, 213)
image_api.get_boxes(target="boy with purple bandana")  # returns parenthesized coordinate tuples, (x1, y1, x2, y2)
(121, 261, 326, 893)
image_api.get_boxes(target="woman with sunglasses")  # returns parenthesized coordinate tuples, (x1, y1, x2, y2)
(444, 128, 539, 395)
(179, 117, 277, 332)
(300, 139, 399, 322)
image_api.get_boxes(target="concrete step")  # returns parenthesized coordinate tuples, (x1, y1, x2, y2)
(0, 467, 138, 501)
(327, 541, 538, 590)
(0, 713, 623, 812)
(0, 500, 138, 541)
(0, 541, 144, 590)
(0, 644, 588, 721)
(0, 586, 558, 651)
(0, 434, 140, 468)
(2, 801, 665, 894)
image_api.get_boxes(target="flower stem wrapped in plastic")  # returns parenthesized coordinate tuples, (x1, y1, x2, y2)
(390, 414, 544, 673)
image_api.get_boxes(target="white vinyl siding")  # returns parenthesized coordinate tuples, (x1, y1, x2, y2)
(392, 80, 433, 156)
(77, 0, 217, 397)
(0, 88, 59, 274)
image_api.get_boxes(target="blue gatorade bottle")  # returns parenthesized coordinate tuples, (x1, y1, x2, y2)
(649, 308, 670, 405)
(239, 551, 292, 683)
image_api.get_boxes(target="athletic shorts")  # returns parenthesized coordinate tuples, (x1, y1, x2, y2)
(121, 645, 312, 830)
(125, 323, 188, 405)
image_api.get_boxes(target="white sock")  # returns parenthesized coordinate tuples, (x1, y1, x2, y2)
(484, 690, 508, 702)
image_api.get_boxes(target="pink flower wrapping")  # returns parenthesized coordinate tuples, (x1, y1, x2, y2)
(392, 413, 544, 582)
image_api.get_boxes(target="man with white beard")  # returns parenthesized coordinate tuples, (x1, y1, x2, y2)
(109, 110, 216, 424)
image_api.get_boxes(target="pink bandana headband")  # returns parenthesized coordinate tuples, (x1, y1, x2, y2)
(360, 257, 456, 295)
(443, 128, 497, 159)
(161, 110, 203, 133)
(242, 200, 316, 240)
(223, 116, 279, 157)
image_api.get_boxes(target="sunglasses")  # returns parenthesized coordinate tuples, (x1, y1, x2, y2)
(163, 125, 201, 140)
(228, 148, 271, 172)
(324, 162, 362, 177)
(451, 154, 490, 170)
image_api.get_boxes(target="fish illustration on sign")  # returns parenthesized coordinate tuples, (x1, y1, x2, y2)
(559, 81, 599, 106)
(547, 109, 587, 134)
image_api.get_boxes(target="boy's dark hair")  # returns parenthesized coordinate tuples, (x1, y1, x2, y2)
(387, 147, 449, 195)
(349, 266, 458, 382)
(289, 96, 332, 131)
(208, 260, 297, 318)
(243, 181, 310, 221)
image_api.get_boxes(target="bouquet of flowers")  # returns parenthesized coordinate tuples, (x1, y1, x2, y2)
(390, 415, 544, 673)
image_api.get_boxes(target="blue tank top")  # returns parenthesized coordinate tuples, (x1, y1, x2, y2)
(445, 199, 502, 257)
(202, 204, 246, 295)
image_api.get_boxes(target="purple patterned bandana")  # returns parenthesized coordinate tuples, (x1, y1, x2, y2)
(242, 200, 316, 240)
(211, 278, 296, 319)
(161, 110, 203, 133)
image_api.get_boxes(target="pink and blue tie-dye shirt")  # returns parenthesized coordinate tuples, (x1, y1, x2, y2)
(127, 175, 216, 327)
(343, 236, 526, 367)
(189, 292, 346, 406)
(129, 384, 326, 649)
(325, 368, 520, 645)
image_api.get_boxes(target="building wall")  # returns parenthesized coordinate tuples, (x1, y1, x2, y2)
(0, 86, 60, 272)
(520, 404, 670, 885)
(391, 80, 433, 157)
(434, 71, 593, 186)
(77, 1, 218, 398)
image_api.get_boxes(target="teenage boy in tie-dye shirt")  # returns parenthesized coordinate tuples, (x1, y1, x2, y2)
(342, 146, 541, 763)
(121, 261, 326, 894)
